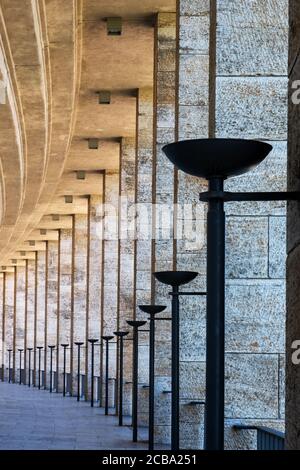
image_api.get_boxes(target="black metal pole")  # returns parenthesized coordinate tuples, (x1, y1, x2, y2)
(18, 349, 23, 385)
(204, 178, 225, 450)
(88, 339, 98, 407)
(8, 349, 12, 383)
(28, 348, 33, 387)
(114, 331, 129, 426)
(102, 336, 114, 415)
(75, 342, 84, 402)
(171, 285, 180, 450)
(138, 305, 167, 450)
(126, 321, 146, 443)
(37, 347, 43, 390)
(61, 344, 69, 397)
(48, 346, 55, 393)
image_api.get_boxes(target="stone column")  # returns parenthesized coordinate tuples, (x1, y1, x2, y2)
(101, 171, 120, 407)
(214, 0, 287, 448)
(88, 193, 104, 401)
(152, 11, 177, 446)
(26, 258, 36, 385)
(0, 273, 4, 379)
(118, 137, 137, 412)
(72, 212, 88, 397)
(15, 266, 26, 382)
(4, 271, 15, 381)
(287, 0, 300, 450)
(176, 0, 211, 449)
(57, 227, 73, 391)
(45, 241, 59, 388)
(35, 250, 46, 384)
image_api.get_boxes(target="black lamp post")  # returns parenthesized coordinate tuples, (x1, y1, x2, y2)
(138, 306, 167, 451)
(48, 345, 55, 393)
(126, 320, 147, 443)
(75, 342, 84, 402)
(88, 339, 99, 407)
(36, 347, 43, 390)
(18, 349, 23, 385)
(7, 349, 12, 383)
(113, 331, 129, 426)
(61, 344, 69, 397)
(101, 336, 114, 415)
(153, 272, 198, 451)
(27, 348, 33, 387)
(162, 137, 300, 450)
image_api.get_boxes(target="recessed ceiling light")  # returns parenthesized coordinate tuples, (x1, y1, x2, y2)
(76, 171, 86, 180)
(107, 17, 122, 36)
(88, 138, 99, 150)
(64, 195, 73, 204)
(98, 90, 111, 104)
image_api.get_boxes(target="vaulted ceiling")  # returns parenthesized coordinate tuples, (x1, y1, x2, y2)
(0, 0, 176, 270)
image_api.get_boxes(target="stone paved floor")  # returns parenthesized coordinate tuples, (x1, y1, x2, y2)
(0, 382, 149, 450)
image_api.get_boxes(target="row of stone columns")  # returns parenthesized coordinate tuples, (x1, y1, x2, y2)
(0, 0, 288, 450)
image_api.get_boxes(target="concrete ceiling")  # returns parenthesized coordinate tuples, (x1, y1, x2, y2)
(0, 0, 176, 269)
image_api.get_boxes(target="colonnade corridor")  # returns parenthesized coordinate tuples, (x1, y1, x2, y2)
(2, 0, 300, 463)
(0, 382, 146, 450)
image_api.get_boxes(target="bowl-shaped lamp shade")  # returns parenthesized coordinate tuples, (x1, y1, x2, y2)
(101, 336, 114, 341)
(138, 305, 166, 315)
(113, 331, 129, 337)
(162, 138, 272, 179)
(126, 320, 147, 328)
(154, 271, 198, 287)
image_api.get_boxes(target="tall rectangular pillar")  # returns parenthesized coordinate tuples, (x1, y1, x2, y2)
(57, 228, 73, 391)
(45, 241, 59, 388)
(72, 211, 88, 397)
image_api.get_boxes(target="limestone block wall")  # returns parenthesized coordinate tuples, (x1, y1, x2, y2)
(101, 171, 120, 405)
(152, 11, 177, 444)
(119, 137, 137, 412)
(286, 0, 300, 450)
(35, 251, 46, 383)
(72, 213, 88, 396)
(45, 241, 59, 387)
(4, 272, 15, 380)
(0, 274, 3, 377)
(176, 0, 210, 449)
(88, 193, 103, 385)
(57, 228, 73, 390)
(215, 0, 288, 447)
(15, 266, 26, 380)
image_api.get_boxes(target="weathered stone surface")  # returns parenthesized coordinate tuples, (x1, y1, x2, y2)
(225, 280, 285, 353)
(225, 141, 287, 216)
(225, 217, 269, 279)
(217, 0, 288, 76)
(216, 77, 288, 140)
(225, 418, 285, 450)
(269, 217, 286, 278)
(179, 15, 210, 54)
(178, 105, 209, 140)
(180, 362, 205, 400)
(225, 354, 279, 419)
(180, 0, 209, 16)
(286, 244, 300, 449)
(289, 0, 300, 67)
(179, 54, 209, 106)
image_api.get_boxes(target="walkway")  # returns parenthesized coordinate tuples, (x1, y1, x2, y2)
(0, 382, 147, 450)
